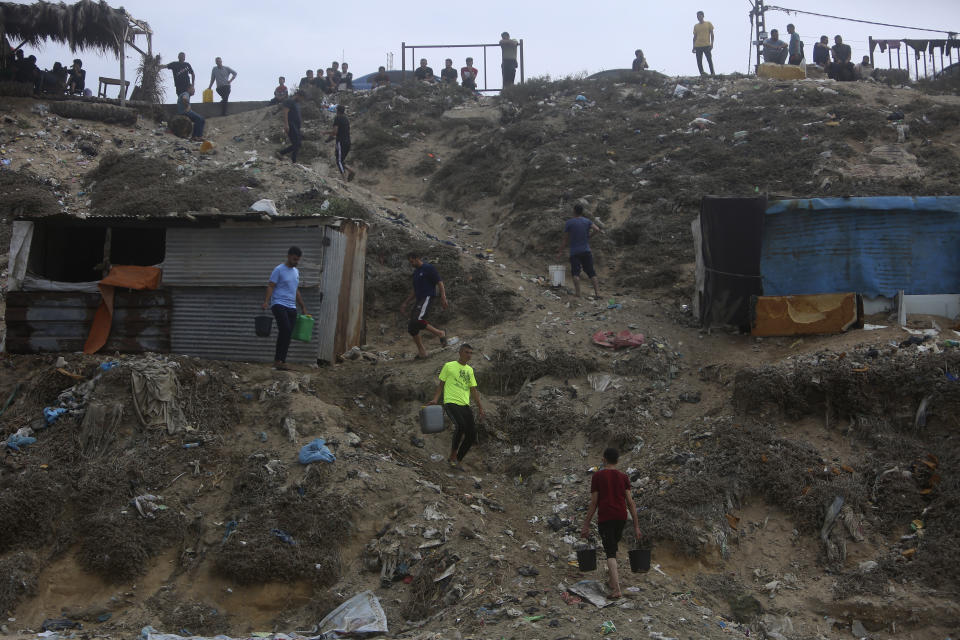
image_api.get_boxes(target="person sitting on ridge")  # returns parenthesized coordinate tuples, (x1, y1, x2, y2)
(373, 66, 390, 88)
(414, 58, 435, 82)
(631, 49, 649, 71)
(829, 35, 854, 81)
(856, 55, 874, 80)
(271, 76, 288, 104)
(67, 59, 85, 94)
(299, 69, 314, 91)
(762, 29, 789, 64)
(440, 58, 458, 84)
(461, 57, 479, 90)
(812, 35, 830, 68)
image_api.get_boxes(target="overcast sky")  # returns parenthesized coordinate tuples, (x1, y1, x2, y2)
(11, 0, 960, 102)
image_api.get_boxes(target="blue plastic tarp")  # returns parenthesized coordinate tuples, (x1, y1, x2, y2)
(762, 197, 960, 297)
(299, 438, 336, 464)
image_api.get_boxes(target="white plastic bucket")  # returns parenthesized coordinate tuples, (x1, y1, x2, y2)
(549, 265, 565, 287)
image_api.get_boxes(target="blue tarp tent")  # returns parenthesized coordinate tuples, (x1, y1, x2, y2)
(761, 197, 960, 298)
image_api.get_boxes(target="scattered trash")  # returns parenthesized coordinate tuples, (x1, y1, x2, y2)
(673, 84, 690, 98)
(42, 619, 81, 632)
(317, 591, 388, 638)
(601, 620, 617, 635)
(271, 529, 296, 545)
(592, 329, 645, 349)
(587, 373, 614, 392)
(517, 565, 539, 577)
(222, 520, 238, 543)
(689, 117, 715, 129)
(567, 580, 616, 608)
(863, 324, 887, 330)
(575, 95, 588, 102)
(250, 199, 278, 216)
(99, 361, 120, 371)
(43, 406, 67, 424)
(298, 438, 335, 464)
(5, 433, 37, 451)
(131, 494, 165, 519)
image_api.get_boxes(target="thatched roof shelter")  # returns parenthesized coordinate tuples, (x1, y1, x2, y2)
(0, 0, 142, 55)
(1, 1, 152, 104)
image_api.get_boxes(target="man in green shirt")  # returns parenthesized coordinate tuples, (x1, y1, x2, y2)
(429, 343, 486, 468)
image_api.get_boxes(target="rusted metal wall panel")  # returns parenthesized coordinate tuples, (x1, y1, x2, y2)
(316, 221, 367, 362)
(163, 227, 326, 287)
(169, 287, 322, 364)
(5, 291, 171, 353)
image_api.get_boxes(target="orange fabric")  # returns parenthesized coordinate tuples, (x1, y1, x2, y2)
(83, 266, 162, 354)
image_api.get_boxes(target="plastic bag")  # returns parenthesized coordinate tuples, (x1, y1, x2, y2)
(318, 590, 388, 638)
(299, 438, 336, 464)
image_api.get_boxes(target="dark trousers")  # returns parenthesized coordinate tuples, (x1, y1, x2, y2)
(271, 304, 297, 362)
(184, 110, 205, 138)
(280, 124, 302, 162)
(216, 84, 230, 115)
(502, 60, 517, 86)
(695, 46, 715, 75)
(445, 403, 477, 462)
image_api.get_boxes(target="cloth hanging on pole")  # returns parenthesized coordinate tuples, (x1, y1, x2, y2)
(928, 40, 947, 55)
(877, 40, 902, 53)
(904, 40, 930, 58)
(83, 265, 162, 354)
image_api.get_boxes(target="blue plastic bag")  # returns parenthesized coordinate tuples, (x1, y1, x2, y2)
(6, 434, 37, 451)
(298, 438, 335, 464)
(43, 407, 67, 424)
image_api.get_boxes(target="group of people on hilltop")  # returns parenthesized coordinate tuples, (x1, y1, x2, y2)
(408, 31, 519, 91)
(297, 61, 354, 95)
(676, 9, 877, 81)
(1, 47, 87, 95)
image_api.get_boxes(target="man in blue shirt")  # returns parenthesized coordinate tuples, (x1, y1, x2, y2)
(400, 252, 449, 359)
(558, 203, 603, 298)
(262, 247, 309, 370)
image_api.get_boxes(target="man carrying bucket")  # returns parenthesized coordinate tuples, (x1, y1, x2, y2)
(262, 247, 308, 371)
(428, 343, 486, 469)
(557, 202, 603, 298)
(581, 447, 641, 599)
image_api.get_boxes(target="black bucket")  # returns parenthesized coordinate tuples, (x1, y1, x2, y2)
(577, 548, 597, 571)
(255, 315, 273, 337)
(629, 548, 651, 573)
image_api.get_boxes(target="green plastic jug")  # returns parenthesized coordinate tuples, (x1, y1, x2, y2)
(292, 314, 314, 342)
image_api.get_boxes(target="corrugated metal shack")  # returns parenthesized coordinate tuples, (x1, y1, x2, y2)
(5, 213, 367, 364)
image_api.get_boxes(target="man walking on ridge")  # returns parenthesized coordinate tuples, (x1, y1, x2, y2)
(558, 203, 603, 298)
(278, 92, 303, 163)
(581, 447, 641, 599)
(401, 252, 448, 358)
(428, 343, 486, 469)
(328, 104, 356, 181)
(262, 247, 308, 371)
(207, 56, 237, 116)
(692, 11, 715, 76)
(500, 31, 519, 87)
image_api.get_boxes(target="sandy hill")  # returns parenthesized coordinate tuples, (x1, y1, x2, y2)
(0, 72, 959, 640)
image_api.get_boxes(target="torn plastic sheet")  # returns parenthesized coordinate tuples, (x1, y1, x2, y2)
(317, 590, 388, 637)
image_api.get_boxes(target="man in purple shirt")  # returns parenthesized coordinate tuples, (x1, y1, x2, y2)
(557, 203, 603, 298)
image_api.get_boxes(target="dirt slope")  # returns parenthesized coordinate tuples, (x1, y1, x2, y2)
(1, 75, 959, 640)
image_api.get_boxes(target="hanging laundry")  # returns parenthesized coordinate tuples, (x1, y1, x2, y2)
(876, 40, 902, 53)
(904, 40, 930, 59)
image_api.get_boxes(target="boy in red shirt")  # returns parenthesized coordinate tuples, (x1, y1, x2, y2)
(581, 447, 641, 598)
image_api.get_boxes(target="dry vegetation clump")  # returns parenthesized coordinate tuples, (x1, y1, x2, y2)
(490, 391, 585, 449)
(86, 153, 260, 216)
(147, 591, 231, 636)
(78, 509, 187, 582)
(733, 350, 960, 434)
(0, 551, 38, 614)
(0, 170, 60, 217)
(635, 420, 870, 555)
(212, 460, 354, 586)
(401, 549, 459, 621)
(477, 336, 597, 396)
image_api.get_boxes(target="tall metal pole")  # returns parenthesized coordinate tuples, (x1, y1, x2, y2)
(519, 39, 524, 84)
(752, 0, 767, 74)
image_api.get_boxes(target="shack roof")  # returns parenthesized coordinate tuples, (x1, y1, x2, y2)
(17, 212, 369, 229)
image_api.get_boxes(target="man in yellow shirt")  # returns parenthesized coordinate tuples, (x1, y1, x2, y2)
(692, 11, 715, 76)
(429, 343, 486, 468)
